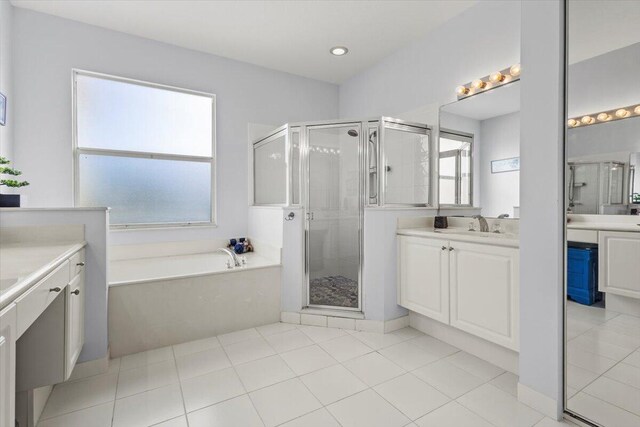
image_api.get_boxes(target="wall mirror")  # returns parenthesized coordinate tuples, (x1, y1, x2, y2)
(565, 1, 640, 425)
(438, 81, 520, 217)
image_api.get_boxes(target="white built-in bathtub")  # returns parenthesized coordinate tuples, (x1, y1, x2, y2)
(108, 251, 281, 357)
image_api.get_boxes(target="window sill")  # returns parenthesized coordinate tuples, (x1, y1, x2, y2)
(110, 222, 218, 231)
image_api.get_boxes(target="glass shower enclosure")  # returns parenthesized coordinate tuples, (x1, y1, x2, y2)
(253, 118, 431, 311)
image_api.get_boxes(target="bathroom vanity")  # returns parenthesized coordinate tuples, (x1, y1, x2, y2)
(397, 217, 519, 351)
(0, 230, 86, 427)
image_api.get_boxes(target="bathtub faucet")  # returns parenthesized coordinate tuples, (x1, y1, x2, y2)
(218, 247, 241, 268)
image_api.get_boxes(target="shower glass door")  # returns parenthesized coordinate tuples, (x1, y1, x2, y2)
(306, 123, 362, 310)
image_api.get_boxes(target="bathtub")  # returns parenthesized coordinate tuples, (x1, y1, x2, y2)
(108, 251, 281, 357)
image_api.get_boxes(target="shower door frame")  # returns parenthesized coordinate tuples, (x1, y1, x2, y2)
(302, 120, 367, 312)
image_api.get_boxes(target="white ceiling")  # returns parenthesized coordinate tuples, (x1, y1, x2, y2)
(11, 0, 477, 84)
(568, 0, 640, 64)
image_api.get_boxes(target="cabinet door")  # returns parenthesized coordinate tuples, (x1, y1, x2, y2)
(65, 272, 85, 379)
(449, 241, 519, 350)
(398, 235, 449, 323)
(0, 304, 17, 427)
(599, 231, 640, 299)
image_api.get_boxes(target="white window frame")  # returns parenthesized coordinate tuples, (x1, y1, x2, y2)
(72, 69, 217, 229)
(438, 129, 473, 207)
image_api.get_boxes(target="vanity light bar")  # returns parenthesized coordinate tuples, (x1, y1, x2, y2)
(567, 104, 640, 128)
(455, 64, 521, 99)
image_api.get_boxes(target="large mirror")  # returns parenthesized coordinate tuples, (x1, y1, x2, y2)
(565, 1, 640, 425)
(439, 81, 520, 217)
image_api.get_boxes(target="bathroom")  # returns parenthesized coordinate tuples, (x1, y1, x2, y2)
(0, 1, 638, 426)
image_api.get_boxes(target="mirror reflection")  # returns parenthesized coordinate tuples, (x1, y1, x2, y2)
(565, 1, 640, 425)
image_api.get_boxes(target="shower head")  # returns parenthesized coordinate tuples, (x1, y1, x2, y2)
(347, 129, 359, 137)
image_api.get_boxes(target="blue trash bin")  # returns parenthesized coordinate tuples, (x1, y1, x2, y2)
(567, 246, 601, 305)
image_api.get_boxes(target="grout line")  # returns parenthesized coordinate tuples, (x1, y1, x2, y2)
(110, 355, 122, 427)
(170, 346, 190, 427)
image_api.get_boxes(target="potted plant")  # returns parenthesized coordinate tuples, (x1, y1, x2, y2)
(0, 157, 29, 207)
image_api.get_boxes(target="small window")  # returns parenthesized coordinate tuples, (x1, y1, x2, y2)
(73, 70, 216, 227)
(439, 130, 472, 206)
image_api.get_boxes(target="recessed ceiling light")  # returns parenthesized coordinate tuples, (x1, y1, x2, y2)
(330, 46, 348, 56)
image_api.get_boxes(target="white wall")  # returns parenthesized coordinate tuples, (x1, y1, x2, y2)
(0, 0, 13, 160)
(479, 112, 520, 217)
(12, 8, 339, 245)
(518, 0, 564, 418)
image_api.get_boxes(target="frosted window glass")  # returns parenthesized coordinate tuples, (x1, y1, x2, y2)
(254, 134, 287, 204)
(76, 74, 213, 157)
(78, 154, 211, 225)
(383, 128, 429, 204)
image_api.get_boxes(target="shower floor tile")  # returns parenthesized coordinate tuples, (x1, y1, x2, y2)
(309, 275, 358, 308)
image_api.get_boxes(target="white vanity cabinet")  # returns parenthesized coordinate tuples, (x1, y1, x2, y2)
(599, 231, 640, 299)
(0, 304, 17, 427)
(398, 234, 519, 351)
(449, 241, 519, 350)
(65, 264, 85, 377)
(398, 236, 450, 323)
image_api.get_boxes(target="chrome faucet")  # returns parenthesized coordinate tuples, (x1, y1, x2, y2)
(473, 215, 490, 232)
(497, 214, 510, 219)
(218, 247, 241, 268)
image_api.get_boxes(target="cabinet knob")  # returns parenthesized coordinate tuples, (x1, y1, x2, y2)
(49, 287, 62, 293)
(76, 262, 85, 266)
(71, 289, 80, 295)
(448, 247, 454, 251)
(441, 246, 447, 250)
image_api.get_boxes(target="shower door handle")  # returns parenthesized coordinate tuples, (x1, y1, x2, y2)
(306, 212, 314, 221)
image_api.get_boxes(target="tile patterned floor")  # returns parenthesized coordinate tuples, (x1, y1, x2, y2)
(566, 300, 640, 426)
(38, 324, 574, 427)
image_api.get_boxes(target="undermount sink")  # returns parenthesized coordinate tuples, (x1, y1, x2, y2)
(433, 228, 517, 239)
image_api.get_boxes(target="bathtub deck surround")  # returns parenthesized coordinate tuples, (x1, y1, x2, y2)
(37, 322, 566, 427)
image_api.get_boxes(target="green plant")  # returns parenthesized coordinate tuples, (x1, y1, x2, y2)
(0, 157, 29, 188)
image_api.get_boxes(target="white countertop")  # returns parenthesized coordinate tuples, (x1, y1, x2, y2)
(0, 241, 86, 310)
(397, 227, 519, 248)
(567, 222, 640, 232)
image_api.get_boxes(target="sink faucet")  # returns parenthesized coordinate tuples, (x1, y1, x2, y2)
(497, 214, 510, 219)
(218, 247, 241, 267)
(473, 215, 490, 232)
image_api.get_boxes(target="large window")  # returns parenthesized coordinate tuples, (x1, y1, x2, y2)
(439, 130, 472, 206)
(73, 70, 215, 227)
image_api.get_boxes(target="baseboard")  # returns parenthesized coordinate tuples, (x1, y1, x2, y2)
(409, 311, 519, 374)
(518, 383, 562, 420)
(67, 353, 110, 382)
(281, 311, 409, 334)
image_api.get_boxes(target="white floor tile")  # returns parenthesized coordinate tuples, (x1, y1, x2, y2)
(408, 335, 459, 359)
(582, 327, 640, 350)
(120, 346, 174, 371)
(603, 362, 640, 390)
(568, 391, 640, 427)
(623, 350, 640, 368)
(112, 383, 184, 427)
(533, 417, 578, 426)
(279, 408, 340, 427)
(457, 384, 544, 427)
(116, 359, 179, 399)
(40, 373, 118, 419)
(351, 331, 405, 350)
(301, 364, 367, 405)
(391, 327, 425, 341)
(412, 360, 485, 399)
(187, 395, 264, 427)
(374, 373, 450, 420)
(218, 327, 261, 346)
(378, 341, 443, 371)
(583, 376, 640, 415)
(256, 322, 297, 337)
(37, 401, 113, 427)
(249, 378, 322, 427)
(568, 333, 633, 362)
(319, 334, 374, 362)
(152, 416, 188, 427)
(264, 328, 314, 353)
(567, 347, 618, 375)
(223, 336, 276, 365)
(490, 371, 520, 397)
(280, 344, 338, 375)
(327, 389, 410, 427)
(175, 347, 231, 380)
(444, 351, 504, 381)
(235, 354, 295, 392)
(566, 364, 600, 391)
(343, 352, 405, 387)
(414, 401, 493, 427)
(172, 336, 221, 358)
(299, 325, 348, 343)
(180, 367, 246, 412)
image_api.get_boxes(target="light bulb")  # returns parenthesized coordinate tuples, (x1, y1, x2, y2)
(489, 72, 505, 83)
(456, 86, 469, 96)
(597, 113, 611, 122)
(509, 63, 521, 77)
(615, 108, 630, 118)
(581, 116, 594, 125)
(471, 79, 486, 90)
(634, 106, 640, 115)
(567, 118, 577, 127)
